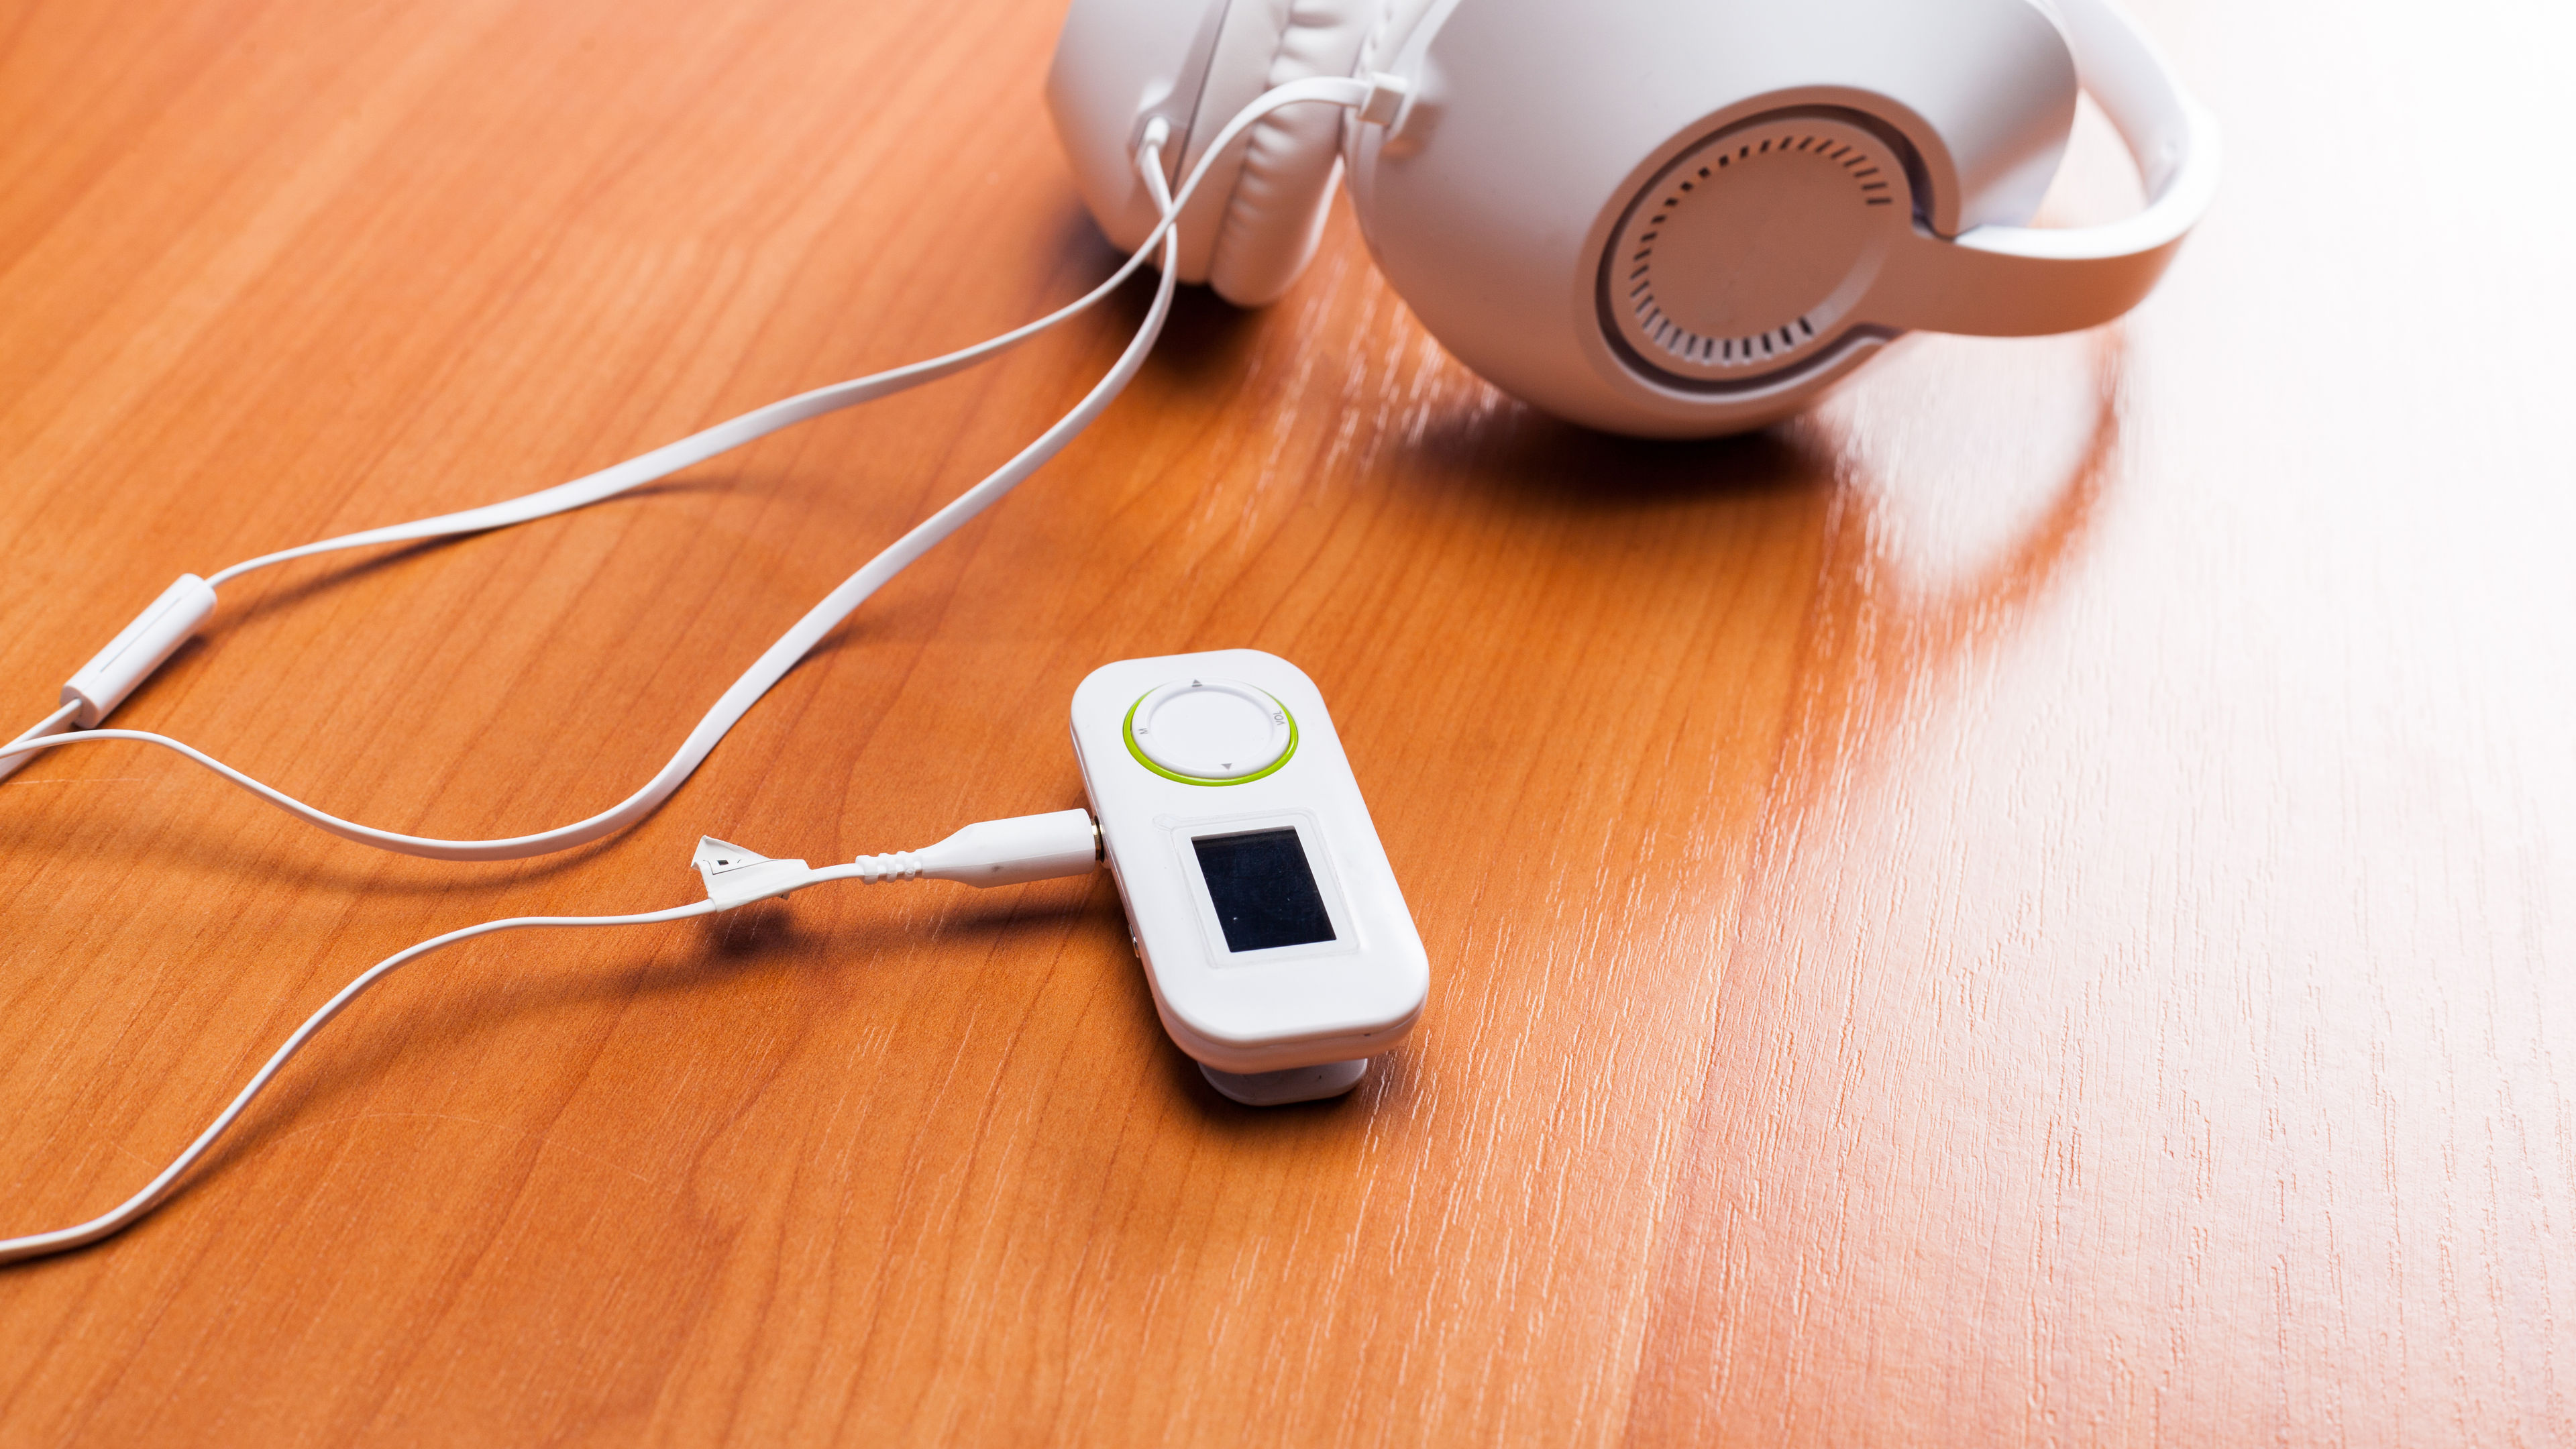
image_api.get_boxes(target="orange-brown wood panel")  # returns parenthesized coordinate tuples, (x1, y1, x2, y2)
(0, 0, 2567, 1444)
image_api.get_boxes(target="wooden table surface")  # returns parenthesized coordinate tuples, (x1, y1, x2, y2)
(3, 0, 2569, 1443)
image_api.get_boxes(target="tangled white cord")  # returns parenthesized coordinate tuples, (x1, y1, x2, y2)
(0, 78, 1405, 1268)
(0, 807, 1099, 1266)
(0, 76, 1377, 862)
(0, 900, 722, 1266)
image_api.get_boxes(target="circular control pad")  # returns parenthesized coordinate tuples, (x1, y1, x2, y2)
(1126, 678, 1295, 784)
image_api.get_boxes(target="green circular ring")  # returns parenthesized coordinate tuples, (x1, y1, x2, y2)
(1123, 687, 1298, 786)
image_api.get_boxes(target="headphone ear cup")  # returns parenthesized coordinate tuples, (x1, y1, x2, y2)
(1046, 0, 1220, 270)
(1047, 0, 1375, 308)
(1195, 0, 1375, 306)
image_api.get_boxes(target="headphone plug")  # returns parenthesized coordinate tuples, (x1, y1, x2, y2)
(692, 809, 1101, 908)
(844, 807, 1101, 888)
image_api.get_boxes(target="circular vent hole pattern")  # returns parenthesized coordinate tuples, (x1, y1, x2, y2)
(1601, 115, 1909, 388)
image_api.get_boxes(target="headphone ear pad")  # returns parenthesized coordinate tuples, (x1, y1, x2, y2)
(1049, 0, 1220, 271)
(1196, 0, 1375, 306)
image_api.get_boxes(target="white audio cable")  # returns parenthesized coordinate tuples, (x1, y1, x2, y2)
(0, 75, 1394, 863)
(0, 807, 1101, 1267)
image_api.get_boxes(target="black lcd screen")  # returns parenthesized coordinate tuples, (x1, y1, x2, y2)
(1192, 828, 1337, 953)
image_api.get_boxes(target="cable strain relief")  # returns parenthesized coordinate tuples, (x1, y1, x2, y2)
(1357, 70, 1411, 129)
(854, 850, 924, 883)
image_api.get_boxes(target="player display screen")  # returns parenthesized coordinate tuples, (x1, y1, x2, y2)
(1192, 828, 1336, 953)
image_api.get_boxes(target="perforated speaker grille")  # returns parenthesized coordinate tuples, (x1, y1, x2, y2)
(1600, 113, 1913, 390)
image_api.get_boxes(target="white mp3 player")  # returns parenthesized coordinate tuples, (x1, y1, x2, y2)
(1071, 650, 1429, 1106)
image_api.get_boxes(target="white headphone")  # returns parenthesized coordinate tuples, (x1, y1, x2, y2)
(1048, 0, 2220, 437)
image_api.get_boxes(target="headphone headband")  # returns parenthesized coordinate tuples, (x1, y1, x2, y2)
(1872, 0, 2223, 335)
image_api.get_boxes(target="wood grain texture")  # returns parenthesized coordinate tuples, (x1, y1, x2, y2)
(1, 0, 2569, 1443)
